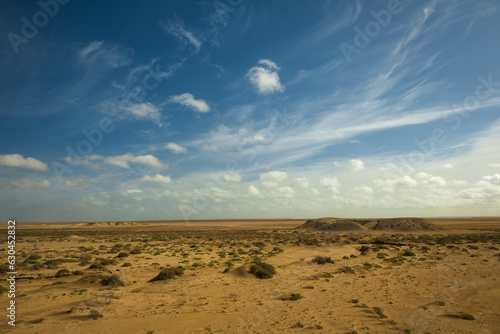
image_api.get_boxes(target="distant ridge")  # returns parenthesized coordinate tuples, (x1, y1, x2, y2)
(298, 217, 440, 232)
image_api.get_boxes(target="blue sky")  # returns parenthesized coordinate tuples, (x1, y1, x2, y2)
(1, 0, 500, 222)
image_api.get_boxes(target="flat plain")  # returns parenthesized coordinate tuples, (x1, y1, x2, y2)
(1, 217, 499, 334)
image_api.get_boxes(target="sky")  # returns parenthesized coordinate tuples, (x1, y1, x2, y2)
(0, 0, 499, 222)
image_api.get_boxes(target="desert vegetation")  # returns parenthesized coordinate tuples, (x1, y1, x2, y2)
(1, 218, 499, 333)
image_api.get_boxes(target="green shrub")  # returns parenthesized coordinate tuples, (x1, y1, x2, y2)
(88, 262, 105, 270)
(372, 306, 387, 319)
(402, 250, 416, 257)
(101, 274, 125, 288)
(89, 309, 102, 320)
(149, 267, 184, 282)
(25, 254, 42, 263)
(0, 264, 10, 274)
(55, 269, 71, 277)
(358, 246, 370, 254)
(313, 256, 334, 265)
(117, 252, 129, 258)
(130, 247, 142, 254)
(282, 293, 304, 301)
(249, 261, 276, 279)
(458, 312, 475, 320)
(99, 258, 117, 266)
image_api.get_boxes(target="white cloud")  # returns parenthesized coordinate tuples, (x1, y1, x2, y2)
(78, 40, 103, 59)
(64, 154, 102, 169)
(223, 173, 242, 182)
(277, 186, 295, 194)
(489, 163, 500, 169)
(77, 40, 131, 68)
(246, 59, 284, 95)
(128, 102, 160, 118)
(451, 180, 468, 186)
(0, 154, 48, 171)
(458, 174, 500, 200)
(258, 59, 279, 71)
(170, 93, 210, 112)
(293, 177, 310, 188)
(63, 177, 90, 187)
(260, 170, 288, 182)
(350, 159, 365, 171)
(104, 153, 166, 169)
(261, 181, 278, 189)
(416, 172, 447, 186)
(138, 174, 172, 184)
(320, 177, 341, 193)
(248, 185, 261, 196)
(159, 19, 202, 53)
(444, 163, 454, 169)
(9, 178, 51, 188)
(374, 176, 418, 193)
(165, 142, 187, 154)
(354, 186, 374, 194)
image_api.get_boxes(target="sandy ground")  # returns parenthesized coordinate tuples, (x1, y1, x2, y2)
(1, 218, 499, 333)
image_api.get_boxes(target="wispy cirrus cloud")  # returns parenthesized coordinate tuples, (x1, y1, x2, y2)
(159, 18, 202, 53)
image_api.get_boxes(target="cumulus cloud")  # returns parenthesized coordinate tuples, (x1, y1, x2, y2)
(320, 177, 342, 193)
(416, 172, 447, 186)
(0, 154, 48, 171)
(277, 186, 295, 195)
(293, 177, 310, 188)
(170, 93, 210, 112)
(260, 170, 288, 182)
(248, 185, 261, 196)
(350, 159, 365, 171)
(165, 142, 187, 154)
(458, 174, 500, 200)
(246, 59, 284, 95)
(138, 174, 172, 184)
(223, 173, 242, 182)
(374, 176, 418, 193)
(9, 178, 51, 188)
(104, 153, 166, 169)
(261, 181, 278, 189)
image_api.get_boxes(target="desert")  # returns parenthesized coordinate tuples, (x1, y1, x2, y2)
(1, 217, 499, 334)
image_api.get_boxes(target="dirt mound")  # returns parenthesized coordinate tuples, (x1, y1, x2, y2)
(373, 218, 439, 231)
(299, 217, 440, 232)
(228, 265, 252, 278)
(75, 222, 138, 227)
(298, 218, 366, 231)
